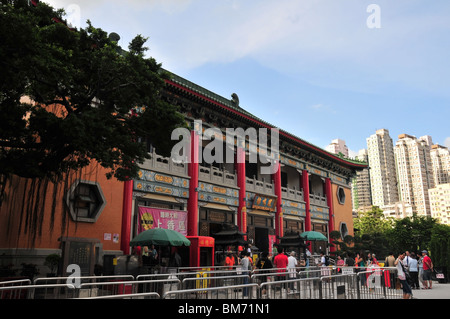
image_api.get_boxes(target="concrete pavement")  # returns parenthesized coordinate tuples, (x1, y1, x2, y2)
(411, 282, 450, 299)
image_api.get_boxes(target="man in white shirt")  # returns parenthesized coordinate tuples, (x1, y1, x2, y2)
(287, 251, 298, 292)
(240, 251, 250, 296)
(408, 252, 419, 289)
(403, 251, 411, 270)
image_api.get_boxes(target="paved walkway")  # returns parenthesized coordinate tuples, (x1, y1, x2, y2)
(411, 282, 450, 299)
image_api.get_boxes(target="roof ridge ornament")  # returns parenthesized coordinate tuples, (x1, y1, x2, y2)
(231, 93, 239, 107)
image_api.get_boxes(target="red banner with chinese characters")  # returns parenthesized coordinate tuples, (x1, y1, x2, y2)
(268, 235, 277, 254)
(138, 207, 188, 235)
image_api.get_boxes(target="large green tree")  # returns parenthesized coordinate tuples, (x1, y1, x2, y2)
(0, 0, 186, 239)
(353, 206, 394, 235)
(0, 0, 186, 183)
(386, 214, 436, 253)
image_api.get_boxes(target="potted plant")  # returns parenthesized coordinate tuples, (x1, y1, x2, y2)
(20, 263, 40, 280)
(44, 254, 61, 277)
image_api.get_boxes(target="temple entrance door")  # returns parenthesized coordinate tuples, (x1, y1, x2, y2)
(255, 227, 269, 253)
(209, 222, 222, 238)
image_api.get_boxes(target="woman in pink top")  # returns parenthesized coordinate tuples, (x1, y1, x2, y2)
(336, 255, 345, 273)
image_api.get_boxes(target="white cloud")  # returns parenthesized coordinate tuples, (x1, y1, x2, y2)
(348, 149, 359, 159)
(444, 137, 450, 148)
(310, 103, 336, 114)
(42, 0, 450, 98)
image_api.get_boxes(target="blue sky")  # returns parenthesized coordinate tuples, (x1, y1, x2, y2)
(45, 0, 450, 157)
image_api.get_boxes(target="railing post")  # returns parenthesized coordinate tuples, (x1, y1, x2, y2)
(355, 273, 361, 299)
(318, 279, 323, 299)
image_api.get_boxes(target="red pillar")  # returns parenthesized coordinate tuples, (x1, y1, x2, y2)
(187, 130, 199, 237)
(273, 161, 283, 240)
(325, 177, 335, 252)
(302, 170, 311, 232)
(236, 146, 247, 234)
(121, 179, 133, 255)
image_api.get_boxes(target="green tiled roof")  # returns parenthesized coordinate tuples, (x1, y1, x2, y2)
(163, 69, 368, 169)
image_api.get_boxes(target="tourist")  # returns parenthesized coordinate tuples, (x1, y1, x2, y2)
(336, 255, 345, 273)
(372, 253, 378, 266)
(384, 252, 395, 268)
(142, 246, 150, 267)
(418, 253, 424, 289)
(355, 252, 366, 286)
(225, 251, 234, 270)
(287, 251, 298, 292)
(403, 251, 412, 275)
(395, 252, 412, 299)
(355, 252, 366, 269)
(408, 252, 419, 289)
(169, 247, 182, 268)
(240, 251, 250, 296)
(384, 252, 396, 289)
(421, 250, 433, 289)
(256, 251, 273, 296)
(367, 252, 374, 266)
(345, 253, 355, 267)
(273, 247, 289, 281)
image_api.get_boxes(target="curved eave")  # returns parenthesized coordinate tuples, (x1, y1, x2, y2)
(165, 79, 368, 171)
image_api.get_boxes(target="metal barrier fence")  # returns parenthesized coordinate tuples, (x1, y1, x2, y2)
(259, 277, 321, 299)
(78, 279, 180, 298)
(0, 284, 77, 299)
(162, 283, 260, 299)
(0, 266, 403, 300)
(182, 275, 249, 290)
(33, 275, 135, 285)
(77, 292, 161, 299)
(320, 267, 402, 299)
(0, 279, 32, 299)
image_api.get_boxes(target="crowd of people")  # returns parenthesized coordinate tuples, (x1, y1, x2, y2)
(136, 243, 435, 300)
(226, 246, 436, 300)
(393, 250, 434, 299)
(328, 249, 435, 300)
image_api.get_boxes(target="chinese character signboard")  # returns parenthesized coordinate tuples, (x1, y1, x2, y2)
(138, 207, 188, 235)
(252, 194, 277, 212)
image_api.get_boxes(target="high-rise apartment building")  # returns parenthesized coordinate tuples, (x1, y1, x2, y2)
(394, 134, 435, 217)
(429, 183, 450, 225)
(366, 129, 399, 207)
(326, 139, 349, 157)
(351, 149, 372, 213)
(430, 144, 450, 185)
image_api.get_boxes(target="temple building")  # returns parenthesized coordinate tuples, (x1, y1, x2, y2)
(125, 71, 368, 256)
(0, 70, 367, 275)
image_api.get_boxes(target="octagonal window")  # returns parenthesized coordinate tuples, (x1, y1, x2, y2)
(340, 222, 349, 239)
(66, 180, 106, 223)
(337, 186, 346, 205)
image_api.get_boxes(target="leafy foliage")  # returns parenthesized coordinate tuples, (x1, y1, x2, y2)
(386, 214, 436, 254)
(0, 0, 186, 182)
(335, 206, 450, 270)
(353, 206, 394, 235)
(429, 224, 450, 270)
